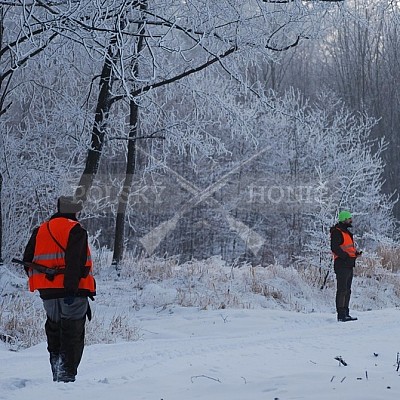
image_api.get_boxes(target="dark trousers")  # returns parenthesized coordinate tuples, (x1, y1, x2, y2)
(43, 298, 88, 380)
(335, 268, 353, 316)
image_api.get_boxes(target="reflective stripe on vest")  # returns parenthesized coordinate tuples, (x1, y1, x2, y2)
(33, 252, 65, 262)
(29, 218, 95, 293)
(333, 228, 356, 260)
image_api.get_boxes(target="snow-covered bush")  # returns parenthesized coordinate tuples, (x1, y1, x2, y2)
(2, 247, 400, 351)
(255, 90, 398, 268)
(95, 251, 400, 314)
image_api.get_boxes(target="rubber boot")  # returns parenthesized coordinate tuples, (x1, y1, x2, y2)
(58, 354, 76, 383)
(45, 318, 61, 381)
(345, 308, 358, 321)
(50, 352, 61, 382)
(337, 308, 348, 322)
(58, 318, 86, 382)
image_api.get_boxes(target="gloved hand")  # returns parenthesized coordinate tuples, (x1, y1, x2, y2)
(63, 296, 75, 305)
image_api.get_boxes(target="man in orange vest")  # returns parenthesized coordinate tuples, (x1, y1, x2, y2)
(23, 196, 96, 382)
(330, 210, 362, 322)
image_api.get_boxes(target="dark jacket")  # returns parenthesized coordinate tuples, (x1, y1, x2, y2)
(23, 212, 91, 300)
(330, 222, 356, 270)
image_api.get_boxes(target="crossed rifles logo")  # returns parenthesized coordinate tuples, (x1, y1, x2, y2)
(138, 146, 271, 256)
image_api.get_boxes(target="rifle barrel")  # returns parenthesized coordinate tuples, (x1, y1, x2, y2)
(11, 258, 61, 276)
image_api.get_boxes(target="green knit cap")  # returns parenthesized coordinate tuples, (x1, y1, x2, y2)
(338, 210, 352, 222)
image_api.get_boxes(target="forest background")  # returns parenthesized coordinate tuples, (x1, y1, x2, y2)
(1, 0, 400, 275)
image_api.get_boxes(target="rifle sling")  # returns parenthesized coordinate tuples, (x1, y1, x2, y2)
(46, 222, 88, 279)
(46, 221, 67, 252)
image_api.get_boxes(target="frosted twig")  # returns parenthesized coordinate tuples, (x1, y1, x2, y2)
(335, 356, 347, 366)
(191, 375, 221, 383)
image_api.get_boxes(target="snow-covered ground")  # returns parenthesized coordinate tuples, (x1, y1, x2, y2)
(1, 304, 400, 400)
(2, 256, 400, 400)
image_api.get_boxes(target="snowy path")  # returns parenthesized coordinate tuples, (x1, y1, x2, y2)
(1, 307, 400, 400)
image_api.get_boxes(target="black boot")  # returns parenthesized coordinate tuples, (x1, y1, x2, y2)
(345, 308, 358, 321)
(337, 308, 347, 322)
(337, 313, 348, 322)
(58, 355, 76, 383)
(50, 352, 60, 382)
(58, 318, 86, 382)
(45, 318, 62, 381)
(338, 313, 357, 322)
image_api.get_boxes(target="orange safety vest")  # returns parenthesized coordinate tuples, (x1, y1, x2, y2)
(332, 228, 356, 260)
(28, 218, 95, 293)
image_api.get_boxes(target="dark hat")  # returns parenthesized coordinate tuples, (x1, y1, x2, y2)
(57, 196, 83, 214)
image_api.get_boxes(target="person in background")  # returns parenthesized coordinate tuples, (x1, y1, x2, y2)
(330, 210, 362, 322)
(23, 196, 96, 382)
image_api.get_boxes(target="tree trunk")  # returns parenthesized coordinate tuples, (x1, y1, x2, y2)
(112, 4, 146, 266)
(74, 36, 118, 202)
(112, 100, 139, 266)
(0, 172, 3, 263)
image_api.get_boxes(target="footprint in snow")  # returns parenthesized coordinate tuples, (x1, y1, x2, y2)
(1, 378, 30, 390)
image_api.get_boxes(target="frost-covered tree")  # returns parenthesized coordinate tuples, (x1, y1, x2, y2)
(116, 75, 396, 265)
(259, 90, 397, 268)
(259, 0, 400, 220)
(0, 0, 350, 263)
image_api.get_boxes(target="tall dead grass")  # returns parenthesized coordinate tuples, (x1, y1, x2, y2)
(1, 245, 400, 350)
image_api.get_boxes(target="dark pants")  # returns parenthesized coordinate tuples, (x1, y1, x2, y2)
(335, 268, 353, 316)
(43, 298, 88, 381)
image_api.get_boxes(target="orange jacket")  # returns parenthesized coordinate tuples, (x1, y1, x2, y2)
(332, 228, 356, 260)
(28, 217, 95, 294)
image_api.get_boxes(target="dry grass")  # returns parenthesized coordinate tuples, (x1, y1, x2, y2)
(376, 244, 400, 272)
(86, 312, 141, 345)
(0, 293, 141, 351)
(0, 294, 45, 350)
(2, 246, 400, 350)
(247, 267, 283, 300)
